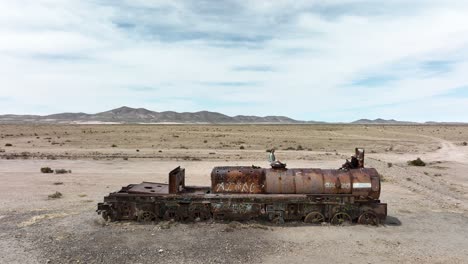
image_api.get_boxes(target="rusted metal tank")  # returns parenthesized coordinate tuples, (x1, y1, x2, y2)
(97, 148, 387, 225)
(211, 167, 380, 199)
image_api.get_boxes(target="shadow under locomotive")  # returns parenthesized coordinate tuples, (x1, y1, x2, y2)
(97, 149, 387, 225)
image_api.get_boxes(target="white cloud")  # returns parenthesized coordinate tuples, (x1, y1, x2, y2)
(0, 0, 468, 121)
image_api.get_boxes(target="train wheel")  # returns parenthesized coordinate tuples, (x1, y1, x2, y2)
(106, 209, 118, 222)
(358, 211, 379, 225)
(272, 216, 285, 225)
(101, 211, 109, 221)
(198, 211, 212, 221)
(330, 212, 352, 225)
(304, 212, 325, 225)
(163, 209, 181, 221)
(138, 211, 157, 222)
(188, 210, 211, 222)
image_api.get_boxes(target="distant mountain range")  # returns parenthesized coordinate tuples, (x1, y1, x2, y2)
(0, 106, 464, 124)
(350, 118, 417, 124)
(0, 106, 318, 124)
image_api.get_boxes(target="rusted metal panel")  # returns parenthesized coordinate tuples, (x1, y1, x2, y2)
(127, 182, 169, 194)
(294, 169, 319, 193)
(213, 166, 380, 199)
(211, 166, 265, 194)
(264, 169, 294, 193)
(265, 169, 362, 196)
(349, 168, 380, 199)
(169, 166, 185, 194)
(322, 170, 340, 194)
(211, 202, 263, 220)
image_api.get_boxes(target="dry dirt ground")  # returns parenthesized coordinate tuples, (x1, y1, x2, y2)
(1, 124, 468, 264)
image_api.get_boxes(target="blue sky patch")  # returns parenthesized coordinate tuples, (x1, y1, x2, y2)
(30, 53, 90, 62)
(421, 60, 455, 74)
(201, 81, 259, 87)
(232, 65, 274, 72)
(350, 75, 397, 87)
(127, 86, 159, 92)
(441, 86, 468, 97)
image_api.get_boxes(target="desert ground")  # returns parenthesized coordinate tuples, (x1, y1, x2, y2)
(1, 124, 468, 264)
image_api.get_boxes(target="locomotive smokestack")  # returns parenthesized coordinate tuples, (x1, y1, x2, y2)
(356, 148, 365, 168)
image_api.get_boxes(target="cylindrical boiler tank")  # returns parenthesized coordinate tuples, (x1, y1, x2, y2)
(211, 166, 381, 199)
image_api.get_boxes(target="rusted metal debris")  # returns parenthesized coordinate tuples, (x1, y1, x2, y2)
(97, 148, 387, 225)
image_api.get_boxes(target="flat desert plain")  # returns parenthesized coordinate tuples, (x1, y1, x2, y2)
(1, 124, 468, 264)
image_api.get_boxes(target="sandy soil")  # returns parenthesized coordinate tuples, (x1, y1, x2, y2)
(1, 124, 468, 264)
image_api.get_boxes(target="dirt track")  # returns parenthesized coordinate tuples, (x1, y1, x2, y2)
(1, 124, 468, 263)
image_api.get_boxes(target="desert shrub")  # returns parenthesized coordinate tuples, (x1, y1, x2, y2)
(53, 182, 63, 185)
(123, 157, 129, 160)
(463, 142, 467, 146)
(136, 149, 140, 152)
(0, 149, 4, 153)
(111, 144, 117, 147)
(387, 162, 393, 168)
(284, 147, 295, 150)
(407, 158, 426, 167)
(181, 156, 202, 161)
(203, 140, 208, 143)
(296, 145, 304, 151)
(48, 191, 62, 199)
(55, 169, 71, 174)
(41, 167, 54, 173)
(5, 143, 12, 147)
(239, 146, 245, 150)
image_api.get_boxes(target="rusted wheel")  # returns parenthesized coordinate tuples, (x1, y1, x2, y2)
(138, 211, 157, 222)
(271, 214, 285, 225)
(105, 209, 118, 221)
(358, 211, 380, 225)
(304, 212, 325, 225)
(163, 209, 181, 221)
(330, 212, 352, 225)
(188, 210, 211, 222)
(101, 211, 109, 221)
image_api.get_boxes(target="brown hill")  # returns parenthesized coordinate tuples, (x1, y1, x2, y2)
(0, 106, 306, 124)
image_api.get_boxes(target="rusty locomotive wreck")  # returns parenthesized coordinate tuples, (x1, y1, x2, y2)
(97, 149, 387, 225)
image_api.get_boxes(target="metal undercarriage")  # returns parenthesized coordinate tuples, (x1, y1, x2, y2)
(97, 182, 387, 225)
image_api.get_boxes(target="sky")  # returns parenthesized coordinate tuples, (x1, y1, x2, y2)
(1, 0, 468, 122)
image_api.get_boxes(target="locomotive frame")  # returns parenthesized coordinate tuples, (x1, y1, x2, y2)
(97, 149, 387, 225)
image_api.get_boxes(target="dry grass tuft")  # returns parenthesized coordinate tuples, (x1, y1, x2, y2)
(48, 191, 63, 199)
(41, 167, 54, 173)
(55, 169, 71, 174)
(407, 158, 426, 166)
